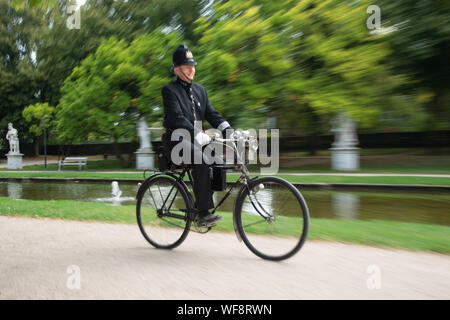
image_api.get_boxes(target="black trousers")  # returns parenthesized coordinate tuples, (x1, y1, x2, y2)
(162, 132, 219, 211)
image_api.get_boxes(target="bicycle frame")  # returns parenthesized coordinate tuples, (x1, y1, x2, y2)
(141, 135, 267, 233)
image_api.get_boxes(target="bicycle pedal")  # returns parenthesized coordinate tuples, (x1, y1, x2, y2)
(194, 221, 216, 228)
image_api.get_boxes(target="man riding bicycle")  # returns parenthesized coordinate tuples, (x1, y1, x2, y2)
(161, 44, 233, 226)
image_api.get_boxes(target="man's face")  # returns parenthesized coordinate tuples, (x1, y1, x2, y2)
(175, 64, 196, 83)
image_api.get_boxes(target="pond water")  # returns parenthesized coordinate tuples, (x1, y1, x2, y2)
(0, 181, 449, 226)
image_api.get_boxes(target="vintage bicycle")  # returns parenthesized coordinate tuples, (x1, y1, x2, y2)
(136, 130, 310, 261)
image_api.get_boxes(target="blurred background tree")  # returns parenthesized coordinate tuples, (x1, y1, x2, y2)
(194, 0, 420, 153)
(194, 1, 294, 129)
(374, 0, 450, 131)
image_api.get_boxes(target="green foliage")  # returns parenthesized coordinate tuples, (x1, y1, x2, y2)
(374, 0, 450, 131)
(0, 0, 44, 143)
(194, 0, 420, 134)
(1, 0, 208, 145)
(195, 3, 294, 128)
(56, 31, 180, 143)
(10, 0, 59, 9)
(22, 102, 55, 136)
(2, 0, 449, 146)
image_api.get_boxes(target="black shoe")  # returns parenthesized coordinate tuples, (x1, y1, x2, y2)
(195, 212, 222, 226)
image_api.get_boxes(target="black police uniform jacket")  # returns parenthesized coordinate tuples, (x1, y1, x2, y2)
(161, 79, 229, 146)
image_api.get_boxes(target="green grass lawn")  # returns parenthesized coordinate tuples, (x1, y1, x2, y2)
(273, 164, 450, 174)
(3, 148, 449, 174)
(0, 170, 449, 185)
(261, 174, 450, 186)
(0, 197, 448, 254)
(1, 159, 139, 172)
(265, 147, 450, 174)
(281, 148, 412, 157)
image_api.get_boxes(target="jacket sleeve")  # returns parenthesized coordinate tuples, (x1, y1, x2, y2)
(203, 87, 231, 132)
(162, 86, 195, 136)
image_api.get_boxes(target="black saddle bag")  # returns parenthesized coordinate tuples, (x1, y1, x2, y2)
(210, 167, 227, 191)
(156, 146, 171, 171)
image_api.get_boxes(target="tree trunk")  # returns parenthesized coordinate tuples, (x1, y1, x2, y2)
(33, 137, 40, 156)
(127, 151, 134, 168)
(113, 138, 126, 168)
(306, 108, 321, 156)
(307, 134, 318, 156)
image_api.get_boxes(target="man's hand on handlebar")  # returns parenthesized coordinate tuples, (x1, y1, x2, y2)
(194, 131, 212, 146)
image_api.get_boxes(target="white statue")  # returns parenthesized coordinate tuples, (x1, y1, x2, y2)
(137, 118, 152, 151)
(6, 123, 20, 154)
(111, 181, 122, 199)
(332, 114, 358, 148)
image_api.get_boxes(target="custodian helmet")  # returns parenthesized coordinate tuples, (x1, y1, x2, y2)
(172, 44, 197, 67)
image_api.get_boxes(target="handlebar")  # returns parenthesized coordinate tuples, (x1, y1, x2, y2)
(207, 130, 259, 176)
(211, 130, 257, 144)
(210, 130, 259, 163)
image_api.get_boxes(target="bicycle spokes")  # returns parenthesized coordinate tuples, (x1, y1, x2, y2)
(236, 177, 309, 261)
(137, 175, 192, 249)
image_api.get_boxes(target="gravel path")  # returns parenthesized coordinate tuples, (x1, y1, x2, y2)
(0, 216, 449, 300)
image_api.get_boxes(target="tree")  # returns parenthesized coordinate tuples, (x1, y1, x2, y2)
(80, 0, 209, 44)
(0, 0, 46, 145)
(194, 2, 294, 128)
(194, 0, 415, 150)
(270, 0, 410, 133)
(22, 102, 55, 155)
(2, 0, 210, 139)
(374, 0, 450, 131)
(10, 0, 58, 9)
(56, 31, 179, 166)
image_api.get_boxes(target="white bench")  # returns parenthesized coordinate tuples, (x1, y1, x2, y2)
(58, 157, 88, 171)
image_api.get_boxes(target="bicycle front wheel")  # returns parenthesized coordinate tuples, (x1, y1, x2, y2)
(136, 175, 193, 249)
(235, 176, 309, 261)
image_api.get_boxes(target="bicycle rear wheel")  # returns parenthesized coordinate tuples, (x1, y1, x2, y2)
(136, 175, 193, 249)
(235, 176, 309, 261)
